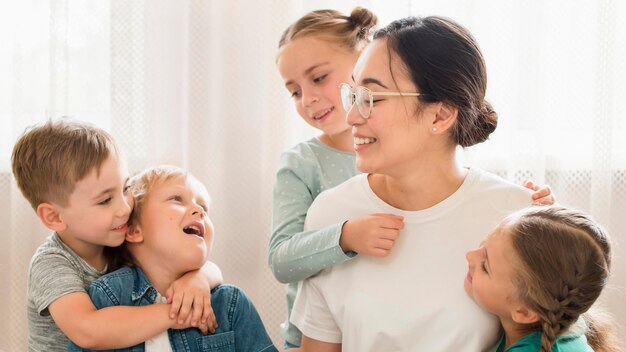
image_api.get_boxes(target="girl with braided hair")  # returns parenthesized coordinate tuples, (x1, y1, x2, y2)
(465, 206, 620, 351)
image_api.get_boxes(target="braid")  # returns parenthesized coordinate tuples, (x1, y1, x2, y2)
(506, 206, 613, 351)
(539, 284, 583, 352)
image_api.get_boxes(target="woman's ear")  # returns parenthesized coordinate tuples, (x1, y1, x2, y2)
(511, 306, 541, 325)
(36, 202, 67, 232)
(430, 102, 458, 134)
(125, 222, 144, 243)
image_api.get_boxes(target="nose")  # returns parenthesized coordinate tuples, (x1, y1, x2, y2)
(301, 87, 320, 107)
(465, 249, 478, 266)
(191, 205, 205, 218)
(118, 194, 132, 217)
(346, 101, 364, 126)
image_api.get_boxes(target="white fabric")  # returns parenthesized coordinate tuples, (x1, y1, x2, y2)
(291, 168, 532, 351)
(1, 2, 626, 350)
(144, 294, 174, 352)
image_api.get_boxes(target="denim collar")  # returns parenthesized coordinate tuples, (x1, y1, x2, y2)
(129, 265, 159, 304)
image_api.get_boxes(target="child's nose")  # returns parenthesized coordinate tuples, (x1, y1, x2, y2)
(465, 249, 477, 263)
(302, 88, 320, 107)
(117, 194, 132, 216)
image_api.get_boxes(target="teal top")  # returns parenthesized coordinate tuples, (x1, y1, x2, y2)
(269, 137, 359, 346)
(496, 318, 593, 352)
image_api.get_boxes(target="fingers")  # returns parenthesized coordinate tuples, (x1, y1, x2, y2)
(371, 213, 404, 230)
(169, 290, 183, 320)
(204, 306, 218, 334)
(532, 195, 556, 206)
(189, 295, 204, 327)
(523, 180, 538, 191)
(177, 293, 193, 325)
(197, 320, 209, 335)
(531, 185, 552, 200)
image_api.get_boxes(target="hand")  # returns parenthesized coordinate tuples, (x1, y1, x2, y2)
(166, 270, 218, 333)
(171, 307, 210, 335)
(523, 180, 556, 206)
(339, 214, 404, 257)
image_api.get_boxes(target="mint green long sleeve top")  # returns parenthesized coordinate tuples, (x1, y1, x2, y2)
(269, 137, 359, 346)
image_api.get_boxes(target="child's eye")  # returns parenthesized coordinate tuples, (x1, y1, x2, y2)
(169, 195, 183, 202)
(98, 197, 112, 205)
(313, 74, 327, 83)
(290, 90, 301, 98)
(482, 262, 489, 274)
(123, 185, 131, 194)
(372, 99, 384, 104)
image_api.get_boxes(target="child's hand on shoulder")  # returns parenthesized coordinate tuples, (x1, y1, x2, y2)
(166, 269, 218, 334)
(523, 180, 556, 206)
(339, 214, 405, 257)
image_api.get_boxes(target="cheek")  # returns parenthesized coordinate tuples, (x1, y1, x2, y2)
(295, 102, 307, 119)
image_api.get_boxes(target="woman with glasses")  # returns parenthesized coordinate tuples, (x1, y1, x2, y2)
(290, 16, 550, 351)
(272, 9, 555, 351)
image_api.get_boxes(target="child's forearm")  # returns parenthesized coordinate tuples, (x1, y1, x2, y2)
(76, 304, 174, 349)
(50, 292, 176, 349)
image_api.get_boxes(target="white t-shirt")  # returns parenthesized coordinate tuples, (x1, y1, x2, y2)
(145, 293, 173, 352)
(291, 168, 532, 352)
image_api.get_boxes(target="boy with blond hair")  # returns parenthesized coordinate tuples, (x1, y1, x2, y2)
(69, 165, 277, 351)
(12, 119, 219, 352)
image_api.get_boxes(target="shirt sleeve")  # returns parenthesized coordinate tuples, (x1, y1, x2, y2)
(290, 278, 342, 344)
(29, 250, 87, 316)
(269, 153, 354, 284)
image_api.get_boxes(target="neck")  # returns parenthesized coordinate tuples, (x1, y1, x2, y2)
(131, 249, 182, 294)
(318, 128, 354, 152)
(500, 317, 533, 349)
(57, 232, 107, 271)
(369, 152, 466, 211)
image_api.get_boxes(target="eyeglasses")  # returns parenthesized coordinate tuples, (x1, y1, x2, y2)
(339, 83, 422, 119)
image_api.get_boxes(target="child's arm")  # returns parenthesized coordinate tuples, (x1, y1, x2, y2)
(50, 291, 187, 349)
(301, 336, 341, 352)
(338, 214, 405, 257)
(269, 166, 355, 284)
(523, 180, 556, 205)
(165, 260, 223, 331)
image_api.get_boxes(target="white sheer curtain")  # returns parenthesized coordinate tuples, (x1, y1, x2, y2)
(1, 1, 624, 350)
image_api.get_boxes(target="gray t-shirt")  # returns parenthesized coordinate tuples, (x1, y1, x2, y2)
(27, 233, 106, 352)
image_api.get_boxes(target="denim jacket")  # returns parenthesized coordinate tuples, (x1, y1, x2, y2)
(67, 266, 277, 352)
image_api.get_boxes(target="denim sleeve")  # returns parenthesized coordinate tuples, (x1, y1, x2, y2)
(269, 164, 354, 284)
(212, 285, 277, 352)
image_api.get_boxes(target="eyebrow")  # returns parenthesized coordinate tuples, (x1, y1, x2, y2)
(92, 177, 129, 200)
(284, 62, 330, 88)
(360, 77, 389, 89)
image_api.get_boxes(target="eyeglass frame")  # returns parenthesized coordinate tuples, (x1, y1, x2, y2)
(339, 82, 422, 119)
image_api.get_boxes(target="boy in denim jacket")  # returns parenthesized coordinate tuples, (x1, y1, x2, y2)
(69, 165, 277, 352)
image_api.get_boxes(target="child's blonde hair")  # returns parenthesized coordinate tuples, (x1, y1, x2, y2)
(11, 119, 119, 209)
(279, 7, 377, 52)
(506, 206, 619, 352)
(127, 165, 189, 223)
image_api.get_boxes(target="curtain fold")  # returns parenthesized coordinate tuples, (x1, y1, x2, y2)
(1, 1, 624, 350)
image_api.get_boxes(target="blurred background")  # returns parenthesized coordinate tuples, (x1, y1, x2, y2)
(1, 0, 624, 350)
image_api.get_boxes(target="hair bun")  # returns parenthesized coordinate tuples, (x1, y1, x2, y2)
(348, 7, 378, 38)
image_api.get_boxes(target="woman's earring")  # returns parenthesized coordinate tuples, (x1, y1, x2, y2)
(432, 127, 438, 132)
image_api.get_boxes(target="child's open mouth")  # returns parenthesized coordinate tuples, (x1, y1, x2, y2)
(183, 222, 205, 238)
